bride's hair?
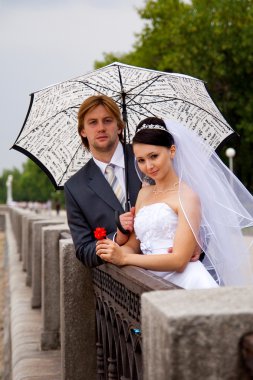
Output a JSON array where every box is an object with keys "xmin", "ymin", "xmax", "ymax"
[{"xmin": 133, "ymin": 117, "xmax": 174, "ymax": 147}]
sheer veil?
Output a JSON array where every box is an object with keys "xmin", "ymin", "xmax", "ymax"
[{"xmin": 163, "ymin": 120, "xmax": 253, "ymax": 286}]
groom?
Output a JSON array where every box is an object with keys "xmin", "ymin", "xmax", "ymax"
[{"xmin": 64, "ymin": 95, "xmax": 141, "ymax": 267}]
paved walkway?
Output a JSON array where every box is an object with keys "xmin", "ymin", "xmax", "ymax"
[{"xmin": 6, "ymin": 212, "xmax": 61, "ymax": 380}]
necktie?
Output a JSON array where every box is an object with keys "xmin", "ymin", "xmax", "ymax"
[{"xmin": 105, "ymin": 164, "xmax": 126, "ymax": 208}]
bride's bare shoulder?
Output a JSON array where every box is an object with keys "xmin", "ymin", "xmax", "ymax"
[
  {"xmin": 136, "ymin": 185, "xmax": 155, "ymax": 207},
  {"xmin": 138, "ymin": 184, "xmax": 155, "ymax": 196}
]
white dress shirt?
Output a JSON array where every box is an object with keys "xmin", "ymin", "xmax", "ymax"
[{"xmin": 93, "ymin": 142, "xmax": 126, "ymax": 198}]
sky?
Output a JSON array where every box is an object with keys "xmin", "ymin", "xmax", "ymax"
[{"xmin": 0, "ymin": 0, "xmax": 145, "ymax": 175}]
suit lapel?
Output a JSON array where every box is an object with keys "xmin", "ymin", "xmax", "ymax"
[{"xmin": 87, "ymin": 159, "xmax": 124, "ymax": 212}]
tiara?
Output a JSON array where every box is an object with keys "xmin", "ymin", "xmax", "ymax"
[{"xmin": 136, "ymin": 123, "xmax": 168, "ymax": 133}]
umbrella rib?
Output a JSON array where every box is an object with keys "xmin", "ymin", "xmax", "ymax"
[
  {"xmin": 126, "ymin": 104, "xmax": 158, "ymax": 118},
  {"xmin": 126, "ymin": 97, "xmax": 230, "ymax": 128},
  {"xmin": 69, "ymin": 79, "xmax": 125, "ymax": 109},
  {"xmin": 125, "ymin": 75, "xmax": 165, "ymax": 104},
  {"xmin": 16, "ymin": 107, "xmax": 80, "ymax": 143},
  {"xmin": 57, "ymin": 142, "xmax": 85, "ymax": 185},
  {"xmin": 127, "ymin": 74, "xmax": 164, "ymax": 93},
  {"xmin": 70, "ymin": 77, "xmax": 166, "ymax": 106},
  {"xmin": 70, "ymin": 79, "xmax": 120, "ymax": 97}
]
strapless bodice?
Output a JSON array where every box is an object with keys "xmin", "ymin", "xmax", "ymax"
[
  {"xmin": 134, "ymin": 202, "xmax": 219, "ymax": 289},
  {"xmin": 134, "ymin": 203, "xmax": 178, "ymax": 255}
]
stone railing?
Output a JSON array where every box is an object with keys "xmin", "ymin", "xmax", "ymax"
[
  {"xmin": 2, "ymin": 205, "xmax": 253, "ymax": 380},
  {"xmin": 59, "ymin": 234, "xmax": 177, "ymax": 380}
]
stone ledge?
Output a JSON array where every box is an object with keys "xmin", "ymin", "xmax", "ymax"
[{"xmin": 142, "ymin": 287, "xmax": 253, "ymax": 380}]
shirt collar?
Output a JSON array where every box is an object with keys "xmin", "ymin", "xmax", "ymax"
[{"xmin": 93, "ymin": 142, "xmax": 125, "ymax": 174}]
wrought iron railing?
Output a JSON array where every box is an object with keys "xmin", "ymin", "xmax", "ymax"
[{"xmin": 92, "ymin": 264, "xmax": 178, "ymax": 380}]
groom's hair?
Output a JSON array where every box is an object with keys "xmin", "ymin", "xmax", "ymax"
[{"xmin": 133, "ymin": 117, "xmax": 174, "ymax": 148}]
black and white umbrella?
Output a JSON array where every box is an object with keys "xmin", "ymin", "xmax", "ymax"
[{"xmin": 12, "ymin": 62, "xmax": 236, "ymax": 190}]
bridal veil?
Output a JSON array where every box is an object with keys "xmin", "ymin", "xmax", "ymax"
[{"xmin": 164, "ymin": 120, "xmax": 253, "ymax": 286}]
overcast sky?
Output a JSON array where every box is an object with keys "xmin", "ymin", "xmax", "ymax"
[{"xmin": 0, "ymin": 0, "xmax": 145, "ymax": 175}]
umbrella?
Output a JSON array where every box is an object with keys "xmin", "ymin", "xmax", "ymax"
[{"xmin": 12, "ymin": 61, "xmax": 236, "ymax": 190}]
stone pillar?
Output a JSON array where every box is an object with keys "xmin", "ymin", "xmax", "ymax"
[
  {"xmin": 40, "ymin": 224, "xmax": 69, "ymax": 350},
  {"xmin": 59, "ymin": 238, "xmax": 96, "ymax": 380},
  {"xmin": 15, "ymin": 209, "xmax": 27, "ymax": 258},
  {"xmin": 142, "ymin": 287, "xmax": 253, "ymax": 380},
  {"xmin": 21, "ymin": 213, "xmax": 45, "ymax": 273},
  {"xmin": 23, "ymin": 214, "xmax": 50, "ymax": 286},
  {"xmin": 31, "ymin": 218, "xmax": 67, "ymax": 309},
  {"xmin": 9, "ymin": 208, "xmax": 28, "ymax": 258}
]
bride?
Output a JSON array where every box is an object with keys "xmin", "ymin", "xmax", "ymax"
[{"xmin": 96, "ymin": 117, "xmax": 253, "ymax": 289}]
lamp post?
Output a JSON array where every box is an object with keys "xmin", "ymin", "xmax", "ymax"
[{"xmin": 225, "ymin": 147, "xmax": 236, "ymax": 173}]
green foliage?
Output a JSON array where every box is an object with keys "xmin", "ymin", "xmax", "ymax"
[
  {"xmin": 17, "ymin": 160, "xmax": 54, "ymax": 202},
  {"xmin": 0, "ymin": 159, "xmax": 65, "ymax": 206},
  {"xmin": 96, "ymin": 0, "xmax": 253, "ymax": 188}
]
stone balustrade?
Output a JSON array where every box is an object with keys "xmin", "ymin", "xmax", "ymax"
[
  {"xmin": 1, "ymin": 204, "xmax": 253, "ymax": 380},
  {"xmin": 142, "ymin": 287, "xmax": 253, "ymax": 380}
]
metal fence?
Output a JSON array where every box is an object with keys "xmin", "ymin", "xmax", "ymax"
[{"xmin": 92, "ymin": 264, "xmax": 178, "ymax": 380}]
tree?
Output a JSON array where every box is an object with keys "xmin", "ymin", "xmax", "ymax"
[
  {"xmin": 17, "ymin": 160, "xmax": 54, "ymax": 202},
  {"xmin": 95, "ymin": 0, "xmax": 253, "ymax": 190},
  {"xmin": 0, "ymin": 159, "xmax": 65, "ymax": 206}
]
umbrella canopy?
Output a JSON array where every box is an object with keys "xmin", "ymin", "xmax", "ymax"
[{"xmin": 12, "ymin": 62, "xmax": 236, "ymax": 189}]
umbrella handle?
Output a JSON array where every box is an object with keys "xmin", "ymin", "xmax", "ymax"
[{"xmin": 115, "ymin": 211, "xmax": 130, "ymax": 236}]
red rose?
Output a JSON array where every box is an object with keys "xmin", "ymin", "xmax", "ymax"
[{"xmin": 94, "ymin": 227, "xmax": 107, "ymax": 240}]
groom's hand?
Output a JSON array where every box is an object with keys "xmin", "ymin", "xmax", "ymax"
[
  {"xmin": 168, "ymin": 245, "xmax": 201, "ymax": 261},
  {"xmin": 190, "ymin": 245, "xmax": 201, "ymax": 261},
  {"xmin": 115, "ymin": 207, "xmax": 135, "ymax": 246}
]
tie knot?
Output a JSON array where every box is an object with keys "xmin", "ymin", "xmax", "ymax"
[{"xmin": 105, "ymin": 164, "xmax": 114, "ymax": 175}]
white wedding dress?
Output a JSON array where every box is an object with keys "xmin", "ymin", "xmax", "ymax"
[{"xmin": 134, "ymin": 202, "xmax": 219, "ymax": 289}]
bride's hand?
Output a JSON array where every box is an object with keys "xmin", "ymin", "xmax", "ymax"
[{"xmin": 96, "ymin": 239, "xmax": 126, "ymax": 266}]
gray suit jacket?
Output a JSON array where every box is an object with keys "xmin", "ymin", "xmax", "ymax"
[{"xmin": 64, "ymin": 145, "xmax": 141, "ymax": 267}]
